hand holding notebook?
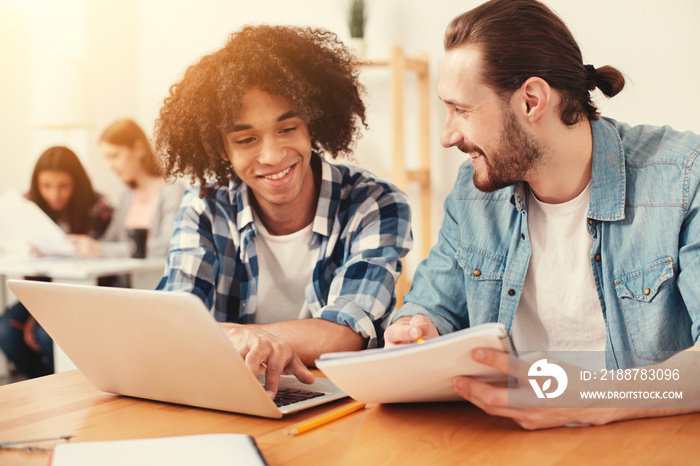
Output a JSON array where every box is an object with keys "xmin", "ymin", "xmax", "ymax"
[{"xmin": 316, "ymin": 322, "xmax": 516, "ymax": 404}]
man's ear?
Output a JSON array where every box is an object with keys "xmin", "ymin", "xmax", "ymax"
[
  {"xmin": 515, "ymin": 77, "xmax": 550, "ymax": 123},
  {"xmin": 218, "ymin": 145, "xmax": 230, "ymax": 162}
]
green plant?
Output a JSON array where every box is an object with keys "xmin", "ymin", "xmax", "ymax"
[{"xmin": 348, "ymin": 0, "xmax": 366, "ymax": 38}]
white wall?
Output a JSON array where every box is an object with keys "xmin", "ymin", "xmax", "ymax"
[
  {"xmin": 1, "ymin": 0, "xmax": 699, "ymax": 275},
  {"xmin": 1, "ymin": 1, "xmax": 33, "ymax": 198}
]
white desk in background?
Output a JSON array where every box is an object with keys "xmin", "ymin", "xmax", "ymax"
[
  {"xmin": 0, "ymin": 256, "xmax": 166, "ymax": 373},
  {"xmin": 0, "ymin": 256, "xmax": 166, "ymax": 304}
]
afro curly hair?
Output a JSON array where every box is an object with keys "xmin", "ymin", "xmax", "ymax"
[{"xmin": 155, "ymin": 25, "xmax": 367, "ymax": 194}]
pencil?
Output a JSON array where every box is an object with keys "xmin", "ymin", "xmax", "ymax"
[
  {"xmin": 288, "ymin": 402, "xmax": 366, "ymax": 436},
  {"xmin": 415, "ymin": 337, "xmax": 425, "ymax": 343}
]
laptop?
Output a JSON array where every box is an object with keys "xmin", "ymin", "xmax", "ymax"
[{"xmin": 7, "ymin": 279, "xmax": 346, "ymax": 418}]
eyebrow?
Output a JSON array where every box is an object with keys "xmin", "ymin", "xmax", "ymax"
[
  {"xmin": 439, "ymin": 96, "xmax": 471, "ymax": 108},
  {"xmin": 230, "ymin": 110, "xmax": 300, "ymax": 133}
]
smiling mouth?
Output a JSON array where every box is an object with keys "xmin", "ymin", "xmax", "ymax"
[
  {"xmin": 262, "ymin": 165, "xmax": 293, "ymax": 180},
  {"xmin": 458, "ymin": 144, "xmax": 483, "ymax": 159}
]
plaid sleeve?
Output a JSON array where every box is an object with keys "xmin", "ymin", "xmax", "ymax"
[
  {"xmin": 156, "ymin": 188, "xmax": 220, "ymax": 310},
  {"xmin": 318, "ymin": 180, "xmax": 413, "ymax": 348}
]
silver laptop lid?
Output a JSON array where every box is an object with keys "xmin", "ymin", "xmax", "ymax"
[{"xmin": 7, "ymin": 279, "xmax": 344, "ymax": 418}]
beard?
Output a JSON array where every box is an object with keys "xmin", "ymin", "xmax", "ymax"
[{"xmin": 465, "ymin": 108, "xmax": 544, "ymax": 193}]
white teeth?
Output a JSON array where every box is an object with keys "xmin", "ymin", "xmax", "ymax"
[{"xmin": 264, "ymin": 166, "xmax": 291, "ymax": 180}]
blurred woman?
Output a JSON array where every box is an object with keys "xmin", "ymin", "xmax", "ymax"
[
  {"xmin": 29, "ymin": 146, "xmax": 112, "ymax": 238},
  {"xmin": 0, "ymin": 146, "xmax": 112, "ymax": 378},
  {"xmin": 69, "ymin": 119, "xmax": 185, "ymax": 259}
]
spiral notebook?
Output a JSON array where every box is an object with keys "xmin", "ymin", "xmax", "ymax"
[{"xmin": 316, "ymin": 322, "xmax": 516, "ymax": 404}]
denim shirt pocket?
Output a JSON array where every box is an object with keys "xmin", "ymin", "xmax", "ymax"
[
  {"xmin": 456, "ymin": 244, "xmax": 505, "ymax": 320},
  {"xmin": 614, "ymin": 256, "xmax": 682, "ymax": 360}
]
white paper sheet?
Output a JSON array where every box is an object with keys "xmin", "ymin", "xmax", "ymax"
[
  {"xmin": 0, "ymin": 189, "xmax": 75, "ymax": 257},
  {"xmin": 316, "ymin": 322, "xmax": 515, "ymax": 403},
  {"xmin": 50, "ymin": 434, "xmax": 268, "ymax": 466}
]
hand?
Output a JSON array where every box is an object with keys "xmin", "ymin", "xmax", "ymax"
[
  {"xmin": 218, "ymin": 322, "xmax": 315, "ymax": 399},
  {"xmin": 451, "ymin": 348, "xmax": 612, "ymax": 430},
  {"xmin": 23, "ymin": 316, "xmax": 41, "ymax": 352},
  {"xmin": 384, "ymin": 314, "xmax": 439, "ymax": 347},
  {"xmin": 67, "ymin": 234, "xmax": 101, "ymax": 257}
]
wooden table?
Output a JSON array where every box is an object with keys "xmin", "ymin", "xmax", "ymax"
[{"xmin": 1, "ymin": 371, "xmax": 699, "ymax": 465}]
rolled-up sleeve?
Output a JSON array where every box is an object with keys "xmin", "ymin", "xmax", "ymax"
[{"xmin": 318, "ymin": 183, "xmax": 413, "ymax": 348}]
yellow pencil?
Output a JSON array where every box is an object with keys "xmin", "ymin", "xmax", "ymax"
[
  {"xmin": 288, "ymin": 402, "xmax": 366, "ymax": 436},
  {"xmin": 415, "ymin": 337, "xmax": 425, "ymax": 343}
]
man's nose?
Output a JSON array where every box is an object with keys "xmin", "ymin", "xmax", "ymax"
[
  {"xmin": 258, "ymin": 137, "xmax": 286, "ymax": 165},
  {"xmin": 440, "ymin": 115, "xmax": 463, "ymax": 148}
]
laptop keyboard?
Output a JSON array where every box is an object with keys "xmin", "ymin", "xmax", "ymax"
[{"xmin": 273, "ymin": 388, "xmax": 325, "ymax": 407}]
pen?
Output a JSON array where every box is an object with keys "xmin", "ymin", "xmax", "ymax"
[
  {"xmin": 0, "ymin": 435, "xmax": 73, "ymax": 446},
  {"xmin": 289, "ymin": 402, "xmax": 366, "ymax": 436}
]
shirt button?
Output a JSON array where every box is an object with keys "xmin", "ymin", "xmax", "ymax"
[
  {"xmin": 595, "ymin": 254, "xmax": 601, "ymax": 262},
  {"xmin": 473, "ymin": 269, "xmax": 481, "ymax": 277},
  {"xmin": 588, "ymin": 219, "xmax": 594, "ymax": 225},
  {"xmin": 643, "ymin": 288, "xmax": 651, "ymax": 295},
  {"xmin": 508, "ymin": 289, "xmax": 516, "ymax": 296},
  {"xmin": 520, "ymin": 233, "xmax": 525, "ymax": 240}
]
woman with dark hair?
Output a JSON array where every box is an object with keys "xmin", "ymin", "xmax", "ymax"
[
  {"xmin": 155, "ymin": 25, "xmax": 412, "ymax": 398},
  {"xmin": 69, "ymin": 119, "xmax": 185, "ymax": 259},
  {"xmin": 0, "ymin": 146, "xmax": 112, "ymax": 378},
  {"xmin": 28, "ymin": 146, "xmax": 112, "ymax": 237}
]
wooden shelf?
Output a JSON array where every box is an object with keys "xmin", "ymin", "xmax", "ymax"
[
  {"xmin": 361, "ymin": 47, "xmax": 432, "ymax": 306},
  {"xmin": 361, "ymin": 46, "xmax": 431, "ymax": 260}
]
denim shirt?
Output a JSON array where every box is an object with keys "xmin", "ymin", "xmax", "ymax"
[{"xmin": 395, "ymin": 117, "xmax": 700, "ymax": 369}]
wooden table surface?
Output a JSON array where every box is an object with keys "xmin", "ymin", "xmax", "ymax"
[{"xmin": 1, "ymin": 370, "xmax": 698, "ymax": 465}]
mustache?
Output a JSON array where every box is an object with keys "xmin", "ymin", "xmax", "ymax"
[{"xmin": 458, "ymin": 143, "xmax": 484, "ymax": 156}]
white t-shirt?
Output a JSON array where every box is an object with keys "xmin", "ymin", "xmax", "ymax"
[
  {"xmin": 252, "ymin": 213, "xmax": 316, "ymax": 324},
  {"xmin": 511, "ymin": 183, "xmax": 606, "ymax": 368}
]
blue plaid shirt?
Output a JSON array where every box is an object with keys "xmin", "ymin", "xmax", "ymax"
[{"xmin": 158, "ymin": 154, "xmax": 413, "ymax": 348}]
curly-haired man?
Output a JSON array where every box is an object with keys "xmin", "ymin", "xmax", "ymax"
[{"xmin": 155, "ymin": 25, "xmax": 412, "ymax": 398}]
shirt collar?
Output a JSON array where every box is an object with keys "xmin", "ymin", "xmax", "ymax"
[
  {"xmin": 234, "ymin": 181, "xmax": 255, "ymax": 235},
  {"xmin": 588, "ymin": 117, "xmax": 626, "ymax": 221},
  {"xmin": 511, "ymin": 183, "xmax": 526, "ymax": 211},
  {"xmin": 312, "ymin": 153, "xmax": 341, "ymax": 238}
]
